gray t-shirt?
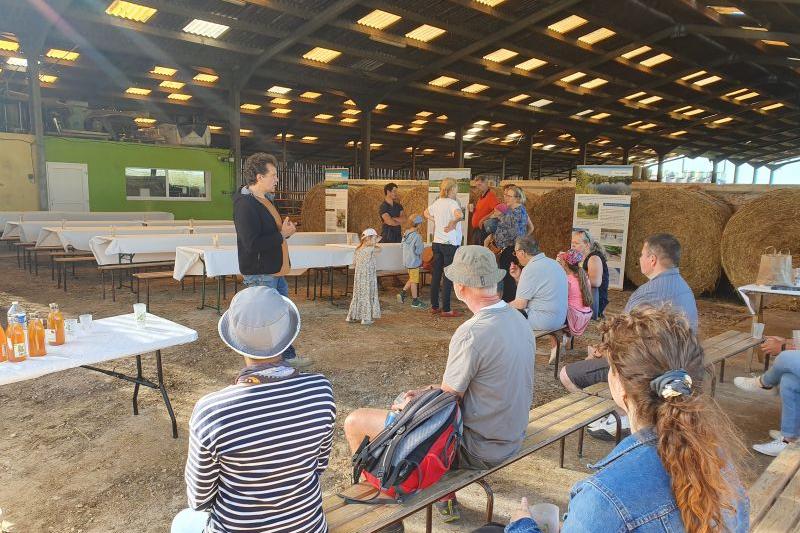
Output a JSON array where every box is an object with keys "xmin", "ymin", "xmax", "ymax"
[
  {"xmin": 443, "ymin": 302, "xmax": 535, "ymax": 464},
  {"xmin": 516, "ymin": 253, "xmax": 569, "ymax": 331}
]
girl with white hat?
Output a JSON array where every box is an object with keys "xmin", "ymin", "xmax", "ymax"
[{"xmin": 347, "ymin": 228, "xmax": 382, "ymax": 325}]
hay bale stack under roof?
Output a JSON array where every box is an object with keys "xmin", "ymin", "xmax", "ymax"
[
  {"xmin": 348, "ymin": 185, "xmax": 386, "ymax": 233},
  {"xmin": 300, "ymin": 182, "xmax": 326, "ymax": 232},
  {"xmin": 721, "ymin": 188, "xmax": 800, "ymax": 289},
  {"xmin": 626, "ymin": 188, "xmax": 732, "ymax": 294},
  {"xmin": 529, "ymin": 188, "xmax": 575, "ymax": 259},
  {"xmin": 400, "ymin": 184, "xmax": 430, "ymax": 237}
]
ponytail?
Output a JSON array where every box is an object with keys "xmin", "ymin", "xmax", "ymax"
[
  {"xmin": 572, "ymin": 263, "xmax": 594, "ymax": 308},
  {"xmin": 599, "ymin": 308, "xmax": 745, "ymax": 533}
]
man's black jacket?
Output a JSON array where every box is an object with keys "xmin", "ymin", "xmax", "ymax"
[{"xmin": 232, "ymin": 190, "xmax": 284, "ymax": 275}]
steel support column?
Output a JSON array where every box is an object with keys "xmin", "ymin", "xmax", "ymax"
[{"xmin": 360, "ymin": 110, "xmax": 372, "ymax": 178}]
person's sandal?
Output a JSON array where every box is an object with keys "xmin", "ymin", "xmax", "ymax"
[{"xmin": 435, "ymin": 500, "xmax": 461, "ymax": 523}]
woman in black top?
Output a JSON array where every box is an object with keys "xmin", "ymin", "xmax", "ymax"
[{"xmin": 571, "ymin": 229, "xmax": 608, "ymax": 319}]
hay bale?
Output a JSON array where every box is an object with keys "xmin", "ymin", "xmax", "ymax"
[
  {"xmin": 721, "ymin": 188, "xmax": 800, "ymax": 289},
  {"xmin": 300, "ymin": 183, "xmax": 326, "ymax": 232},
  {"xmin": 400, "ymin": 184, "xmax": 430, "ymax": 237},
  {"xmin": 530, "ymin": 188, "xmax": 575, "ymax": 259},
  {"xmin": 348, "ymin": 185, "xmax": 386, "ymax": 233},
  {"xmin": 626, "ymin": 188, "xmax": 732, "ymax": 294}
]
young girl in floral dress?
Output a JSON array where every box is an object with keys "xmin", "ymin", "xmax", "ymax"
[{"xmin": 347, "ymin": 228, "xmax": 381, "ymax": 325}]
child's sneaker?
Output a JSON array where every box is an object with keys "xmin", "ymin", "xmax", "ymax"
[
  {"xmin": 411, "ymin": 298, "xmax": 428, "ymax": 309},
  {"xmin": 397, "ymin": 290, "xmax": 407, "ymax": 304}
]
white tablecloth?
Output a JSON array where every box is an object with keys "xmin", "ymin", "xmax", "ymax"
[
  {"xmin": 173, "ymin": 244, "xmax": 356, "ymax": 280},
  {"xmin": 1, "ymin": 212, "xmax": 173, "ymax": 239},
  {"xmin": 0, "ymin": 313, "xmax": 197, "ymax": 386},
  {"xmin": 145, "ymin": 220, "xmax": 232, "ymax": 226},
  {"xmin": 15, "ymin": 220, "xmax": 146, "ymax": 243},
  {"xmin": 191, "ymin": 225, "xmax": 237, "ymax": 234},
  {"xmin": 287, "ymin": 232, "xmax": 357, "ymax": 245},
  {"xmin": 91, "ymin": 233, "xmax": 237, "ymax": 265},
  {"xmin": 737, "ymin": 284, "xmax": 800, "ymax": 315},
  {"xmin": 327, "ymin": 243, "xmax": 409, "ymax": 272},
  {"xmin": 36, "ymin": 224, "xmax": 178, "ymax": 249}
]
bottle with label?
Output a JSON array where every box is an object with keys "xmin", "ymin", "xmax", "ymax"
[
  {"xmin": 28, "ymin": 314, "xmax": 46, "ymax": 357},
  {"xmin": 6, "ymin": 301, "xmax": 27, "ymax": 346},
  {"xmin": 8, "ymin": 316, "xmax": 27, "ymax": 362},
  {"xmin": 0, "ymin": 325, "xmax": 9, "ymax": 362},
  {"xmin": 46, "ymin": 303, "xmax": 65, "ymax": 345}
]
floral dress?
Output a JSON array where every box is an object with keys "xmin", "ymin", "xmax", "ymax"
[{"xmin": 347, "ymin": 246, "xmax": 381, "ymax": 322}]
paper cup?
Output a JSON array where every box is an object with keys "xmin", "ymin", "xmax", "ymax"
[
  {"xmin": 752, "ymin": 322, "xmax": 765, "ymax": 339},
  {"xmin": 64, "ymin": 318, "xmax": 79, "ymax": 341},
  {"xmin": 529, "ymin": 503, "xmax": 560, "ymax": 533},
  {"xmin": 133, "ymin": 303, "xmax": 147, "ymax": 328},
  {"xmin": 79, "ymin": 314, "xmax": 93, "ymax": 333}
]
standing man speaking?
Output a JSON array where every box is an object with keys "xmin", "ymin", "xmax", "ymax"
[
  {"xmin": 233, "ymin": 152, "xmax": 309, "ymax": 368},
  {"xmin": 379, "ymin": 182, "xmax": 406, "ymax": 243}
]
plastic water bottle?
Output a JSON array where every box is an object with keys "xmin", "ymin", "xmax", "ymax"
[{"xmin": 7, "ymin": 301, "xmax": 27, "ymax": 331}]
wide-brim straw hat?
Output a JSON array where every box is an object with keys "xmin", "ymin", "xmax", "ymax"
[
  {"xmin": 444, "ymin": 245, "xmax": 506, "ymax": 288},
  {"xmin": 218, "ymin": 286, "xmax": 301, "ymax": 359}
]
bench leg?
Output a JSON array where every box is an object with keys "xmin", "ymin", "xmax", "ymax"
[
  {"xmin": 132, "ymin": 354, "xmax": 143, "ymax": 415},
  {"xmin": 63, "ymin": 262, "xmax": 68, "ymax": 292},
  {"xmin": 51, "ymin": 256, "xmax": 55, "ymax": 281},
  {"xmin": 475, "ymin": 478, "xmax": 495, "ymax": 524},
  {"xmin": 578, "ymin": 427, "xmax": 585, "ymax": 458},
  {"xmin": 34, "ymin": 251, "xmax": 39, "ymax": 276},
  {"xmin": 719, "ymin": 359, "xmax": 726, "ymax": 383},
  {"xmin": 425, "ymin": 505, "xmax": 432, "ymax": 533},
  {"xmin": 551, "ymin": 333, "xmax": 561, "ymax": 380},
  {"xmin": 101, "ymin": 270, "xmax": 106, "ymax": 300},
  {"xmin": 112, "ymin": 270, "xmax": 116, "ymax": 302},
  {"xmin": 146, "ymin": 279, "xmax": 151, "ymax": 310},
  {"xmin": 559, "ymin": 437, "xmax": 566, "ymax": 468},
  {"xmin": 764, "ymin": 354, "xmax": 771, "ymax": 372}
]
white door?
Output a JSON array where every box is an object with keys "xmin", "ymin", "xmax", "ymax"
[{"xmin": 46, "ymin": 162, "xmax": 90, "ymax": 212}]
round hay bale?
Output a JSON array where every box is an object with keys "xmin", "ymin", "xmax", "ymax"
[
  {"xmin": 400, "ymin": 184, "xmax": 430, "ymax": 237},
  {"xmin": 530, "ymin": 188, "xmax": 575, "ymax": 259},
  {"xmin": 300, "ymin": 183, "xmax": 326, "ymax": 232},
  {"xmin": 348, "ymin": 185, "xmax": 386, "ymax": 233},
  {"xmin": 626, "ymin": 188, "xmax": 732, "ymax": 294},
  {"xmin": 721, "ymin": 188, "xmax": 800, "ymax": 289}
]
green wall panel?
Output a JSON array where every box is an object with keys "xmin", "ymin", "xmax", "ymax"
[{"xmin": 44, "ymin": 137, "xmax": 234, "ymax": 220}]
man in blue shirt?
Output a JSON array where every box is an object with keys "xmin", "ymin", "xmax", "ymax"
[{"xmin": 560, "ymin": 233, "xmax": 698, "ymax": 440}]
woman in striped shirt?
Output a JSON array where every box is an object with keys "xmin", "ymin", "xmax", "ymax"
[{"xmin": 173, "ymin": 287, "xmax": 336, "ymax": 533}]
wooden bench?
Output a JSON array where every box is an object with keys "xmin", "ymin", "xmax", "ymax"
[
  {"xmin": 98, "ymin": 261, "xmax": 176, "ymax": 301},
  {"xmin": 323, "ymin": 390, "xmax": 619, "ymax": 533},
  {"xmin": 26, "ymin": 245, "xmax": 64, "ymax": 275},
  {"xmin": 14, "ymin": 242, "xmax": 35, "ymax": 269},
  {"xmin": 54, "ymin": 256, "xmax": 98, "ymax": 291},
  {"xmin": 132, "ymin": 270, "xmax": 194, "ymax": 309},
  {"xmin": 534, "ymin": 328, "xmax": 568, "ymax": 380},
  {"xmin": 701, "ymin": 330, "xmax": 765, "ymax": 396},
  {"xmin": 749, "ymin": 443, "xmax": 800, "ymax": 532}
]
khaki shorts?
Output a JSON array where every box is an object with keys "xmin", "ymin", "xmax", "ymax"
[{"xmin": 407, "ymin": 268, "xmax": 420, "ymax": 284}]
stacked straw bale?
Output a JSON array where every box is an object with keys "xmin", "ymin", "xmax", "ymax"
[
  {"xmin": 528, "ymin": 188, "xmax": 575, "ymax": 258},
  {"xmin": 721, "ymin": 188, "xmax": 800, "ymax": 289},
  {"xmin": 400, "ymin": 184, "xmax": 430, "ymax": 237},
  {"xmin": 626, "ymin": 188, "xmax": 732, "ymax": 294},
  {"xmin": 299, "ymin": 182, "xmax": 326, "ymax": 232},
  {"xmin": 347, "ymin": 185, "xmax": 386, "ymax": 233}
]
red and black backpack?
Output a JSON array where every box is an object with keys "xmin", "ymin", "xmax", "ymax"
[{"xmin": 345, "ymin": 388, "xmax": 462, "ymax": 504}]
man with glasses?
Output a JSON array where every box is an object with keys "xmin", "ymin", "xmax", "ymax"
[{"xmin": 508, "ymin": 234, "xmax": 568, "ymax": 333}]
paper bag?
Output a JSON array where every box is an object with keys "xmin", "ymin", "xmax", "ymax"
[{"xmin": 755, "ymin": 247, "xmax": 793, "ymax": 286}]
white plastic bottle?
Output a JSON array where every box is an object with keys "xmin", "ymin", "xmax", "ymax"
[{"xmin": 6, "ymin": 301, "xmax": 28, "ymax": 345}]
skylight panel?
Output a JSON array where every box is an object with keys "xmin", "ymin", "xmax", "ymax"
[
  {"xmin": 693, "ymin": 75, "xmax": 722, "ymax": 86},
  {"xmin": 625, "ymin": 91, "xmax": 646, "ymax": 99},
  {"xmin": 708, "ymin": 6, "xmax": 745, "ymax": 15},
  {"xmin": 270, "ymin": 98, "xmax": 291, "ymax": 105},
  {"xmin": 760, "ymin": 103, "xmax": 784, "ymax": 111},
  {"xmin": 461, "ymin": 83, "xmax": 489, "ymax": 93},
  {"xmin": 314, "ymin": 113, "xmax": 333, "ymax": 120},
  {"xmin": 560, "ymin": 72, "xmax": 586, "ymax": 83},
  {"xmin": 417, "ymin": 111, "xmax": 433, "ymax": 117},
  {"xmin": 267, "ymin": 86, "xmax": 291, "ymax": 94},
  {"xmin": 167, "ymin": 93, "xmax": 192, "ymax": 101},
  {"xmin": 639, "ymin": 95, "xmax": 663, "ymax": 104},
  {"xmin": 590, "ymin": 112, "xmax": 610, "ymax": 119},
  {"xmin": 341, "ymin": 117, "xmax": 358, "ymax": 123},
  {"xmin": 580, "ymin": 77, "xmax": 607, "ymax": 89},
  {"xmin": 300, "ymin": 91, "xmax": 321, "ymax": 99},
  {"xmin": 105, "ymin": 0, "xmax": 157, "ymax": 23},
  {"xmin": 160, "ymin": 80, "xmax": 185, "ymax": 89},
  {"xmin": 761, "ymin": 40, "xmax": 789, "ymax": 46},
  {"xmin": 514, "ymin": 57, "xmax": 547, "ymax": 71},
  {"xmin": 681, "ymin": 70, "xmax": 706, "ymax": 81},
  {"xmin": 357, "ymin": 10, "xmax": 401, "ymax": 30},
  {"xmin": 193, "ymin": 73, "xmax": 218, "ymax": 83},
  {"xmin": 126, "ymin": 87, "xmax": 151, "ymax": 95},
  {"xmin": 483, "ymin": 48, "xmax": 518, "ymax": 63},
  {"xmin": 134, "ymin": 117, "xmax": 157, "ymax": 125},
  {"xmin": 39, "ymin": 74, "xmax": 58, "ymax": 83},
  {"xmin": 578, "ymin": 27, "xmax": 615, "ymax": 45},
  {"xmin": 302, "ymin": 136, "xmax": 318, "ymax": 141},
  {"xmin": 375, "ymin": 103, "xmax": 388, "ymax": 110},
  {"xmin": 508, "ymin": 94, "xmax": 529, "ymax": 102},
  {"xmin": 342, "ymin": 108, "xmax": 361, "ymax": 115},
  {"xmin": 474, "ymin": 0, "xmax": 506, "ymax": 6},
  {"xmin": 302, "ymin": 47, "xmax": 341, "ymax": 63},
  {"xmin": 0, "ymin": 38, "xmax": 19, "ymax": 52},
  {"xmin": 405, "ymin": 25, "xmax": 446, "ymax": 42},
  {"xmin": 240, "ymin": 103, "xmax": 262, "ymax": 110},
  {"xmin": 548, "ymin": 15, "xmax": 587, "ymax": 33},
  {"xmin": 712, "ymin": 116, "xmax": 734, "ymax": 124},
  {"xmin": 669, "ymin": 130, "xmax": 687, "ymax": 136},
  {"xmin": 639, "ymin": 53, "xmax": 671, "ymax": 67},
  {"xmin": 183, "ymin": 19, "xmax": 229, "ymax": 39},
  {"xmin": 429, "ymin": 75, "xmax": 458, "ymax": 87},
  {"xmin": 151, "ymin": 66, "xmax": 176, "ymax": 76},
  {"xmin": 46, "ymin": 49, "xmax": 79, "ymax": 61},
  {"xmin": 621, "ymin": 45, "xmax": 651, "ymax": 59},
  {"xmin": 272, "ymin": 108, "xmax": 292, "ymax": 115},
  {"xmin": 387, "ymin": 124, "xmax": 403, "ymax": 129}
]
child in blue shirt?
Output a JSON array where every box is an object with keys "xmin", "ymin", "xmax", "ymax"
[{"xmin": 398, "ymin": 214, "xmax": 427, "ymax": 309}]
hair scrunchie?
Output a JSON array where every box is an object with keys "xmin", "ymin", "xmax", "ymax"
[{"xmin": 650, "ymin": 369, "xmax": 693, "ymax": 400}]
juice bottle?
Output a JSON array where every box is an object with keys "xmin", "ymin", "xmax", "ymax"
[
  {"xmin": 46, "ymin": 303, "xmax": 65, "ymax": 346},
  {"xmin": 27, "ymin": 314, "xmax": 46, "ymax": 357},
  {"xmin": 0, "ymin": 325, "xmax": 9, "ymax": 362},
  {"xmin": 8, "ymin": 316, "xmax": 27, "ymax": 362}
]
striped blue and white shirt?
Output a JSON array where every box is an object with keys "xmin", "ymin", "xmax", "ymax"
[{"xmin": 185, "ymin": 373, "xmax": 336, "ymax": 533}]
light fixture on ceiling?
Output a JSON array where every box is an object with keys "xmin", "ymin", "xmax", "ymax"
[
  {"xmin": 105, "ymin": 0, "xmax": 157, "ymax": 23},
  {"xmin": 183, "ymin": 19, "xmax": 230, "ymax": 39}
]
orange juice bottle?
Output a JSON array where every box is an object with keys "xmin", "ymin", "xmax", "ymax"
[
  {"xmin": 0, "ymin": 325, "xmax": 9, "ymax": 362},
  {"xmin": 28, "ymin": 315, "xmax": 46, "ymax": 357},
  {"xmin": 8, "ymin": 317, "xmax": 27, "ymax": 362},
  {"xmin": 46, "ymin": 303, "xmax": 65, "ymax": 346}
]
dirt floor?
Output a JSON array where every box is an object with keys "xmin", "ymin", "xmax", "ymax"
[{"xmin": 0, "ymin": 250, "xmax": 796, "ymax": 532}]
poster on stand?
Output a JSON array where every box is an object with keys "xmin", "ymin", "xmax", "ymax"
[
  {"xmin": 572, "ymin": 165, "xmax": 637, "ymax": 290},
  {"xmin": 324, "ymin": 168, "xmax": 349, "ymax": 233},
  {"xmin": 427, "ymin": 168, "xmax": 471, "ymax": 245}
]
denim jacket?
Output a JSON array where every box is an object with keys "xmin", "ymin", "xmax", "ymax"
[{"xmin": 506, "ymin": 428, "xmax": 749, "ymax": 533}]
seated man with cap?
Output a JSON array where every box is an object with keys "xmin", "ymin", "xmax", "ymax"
[
  {"xmin": 344, "ymin": 246, "xmax": 534, "ymax": 529},
  {"xmin": 172, "ymin": 287, "xmax": 336, "ymax": 533}
]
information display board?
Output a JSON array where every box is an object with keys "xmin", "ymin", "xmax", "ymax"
[{"xmin": 324, "ymin": 167, "xmax": 349, "ymax": 233}]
